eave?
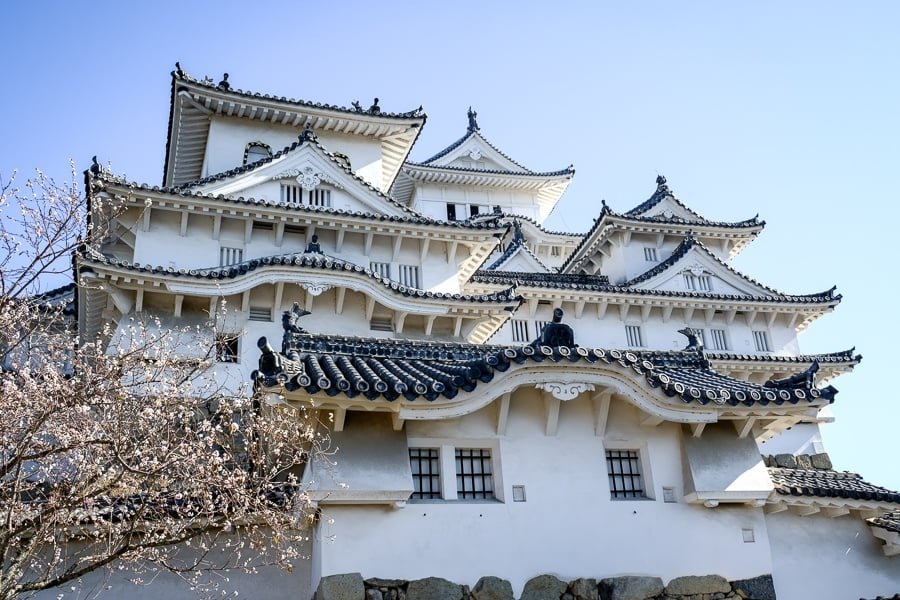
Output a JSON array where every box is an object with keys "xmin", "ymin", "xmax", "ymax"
[{"xmin": 164, "ymin": 76, "xmax": 425, "ymax": 191}]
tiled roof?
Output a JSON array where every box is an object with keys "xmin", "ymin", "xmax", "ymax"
[
  {"xmin": 706, "ymin": 349, "xmax": 862, "ymax": 365},
  {"xmin": 418, "ymin": 129, "xmax": 532, "ymax": 172},
  {"xmin": 622, "ymin": 233, "xmax": 840, "ymax": 302},
  {"xmin": 486, "ymin": 221, "xmax": 551, "ymax": 271},
  {"xmin": 471, "ymin": 263, "xmax": 837, "ymax": 304},
  {"xmin": 87, "ymin": 169, "xmax": 506, "ymax": 232},
  {"xmin": 170, "ymin": 130, "xmax": 417, "ymax": 215},
  {"xmin": 625, "ymin": 175, "xmax": 708, "ymax": 221},
  {"xmin": 869, "ymin": 511, "xmax": 900, "ymax": 534},
  {"xmin": 767, "ymin": 457, "xmax": 900, "ymax": 504},
  {"xmin": 403, "ymin": 162, "xmax": 574, "ymax": 178},
  {"xmin": 80, "ymin": 248, "xmax": 519, "ymax": 305},
  {"xmin": 255, "ymin": 334, "xmax": 837, "ymax": 405},
  {"xmin": 33, "ymin": 282, "xmax": 77, "ymax": 316},
  {"xmin": 173, "ymin": 66, "xmax": 424, "ymax": 120}
]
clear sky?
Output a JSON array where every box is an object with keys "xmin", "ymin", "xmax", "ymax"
[{"xmin": 3, "ymin": 1, "xmax": 898, "ymax": 489}]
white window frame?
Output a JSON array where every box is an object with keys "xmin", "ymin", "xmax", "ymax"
[
  {"xmin": 219, "ymin": 246, "xmax": 244, "ymax": 266},
  {"xmin": 406, "ymin": 439, "xmax": 503, "ymax": 503},
  {"xmin": 753, "ymin": 329, "xmax": 771, "ymax": 352},
  {"xmin": 625, "ymin": 324, "xmax": 644, "ymax": 348},
  {"xmin": 709, "ymin": 328, "xmax": 729, "ymax": 351},
  {"xmin": 511, "ymin": 319, "xmax": 531, "ymax": 343},
  {"xmin": 603, "ymin": 441, "xmax": 654, "ymax": 501}
]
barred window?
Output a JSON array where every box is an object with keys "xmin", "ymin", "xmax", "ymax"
[
  {"xmin": 606, "ymin": 449, "xmax": 645, "ymax": 499},
  {"xmin": 307, "ymin": 189, "xmax": 331, "ymax": 207},
  {"xmin": 398, "ymin": 265, "xmax": 420, "ymax": 288},
  {"xmin": 215, "ymin": 334, "xmax": 239, "ymax": 363},
  {"xmin": 409, "ymin": 448, "xmax": 441, "ymax": 500},
  {"xmin": 710, "ymin": 328, "xmax": 729, "ymax": 351},
  {"xmin": 370, "ymin": 261, "xmax": 391, "ymax": 279},
  {"xmin": 683, "ymin": 273, "xmax": 713, "ymax": 291},
  {"xmin": 511, "ymin": 320, "xmax": 531, "ymax": 343},
  {"xmin": 644, "ymin": 247, "xmax": 658, "ymax": 262},
  {"xmin": 625, "ymin": 325, "xmax": 644, "ymax": 348},
  {"xmin": 280, "ymin": 184, "xmax": 332, "ymax": 207},
  {"xmin": 248, "ymin": 306, "xmax": 272, "ymax": 322},
  {"xmin": 753, "ymin": 330, "xmax": 771, "ymax": 352},
  {"xmin": 456, "ymin": 449, "xmax": 494, "ymax": 500},
  {"xmin": 534, "ymin": 320, "xmax": 550, "ymax": 340},
  {"xmin": 219, "ymin": 246, "xmax": 243, "ymax": 266}
]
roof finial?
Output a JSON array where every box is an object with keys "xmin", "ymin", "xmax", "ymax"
[
  {"xmin": 368, "ymin": 98, "xmax": 381, "ymax": 115},
  {"xmin": 511, "ymin": 219, "xmax": 524, "ymax": 243},
  {"xmin": 467, "ymin": 106, "xmax": 479, "ymax": 132},
  {"xmin": 351, "ymin": 100, "xmax": 363, "ymax": 112},
  {"xmin": 217, "ymin": 73, "xmax": 230, "ymax": 90},
  {"xmin": 90, "ymin": 155, "xmax": 101, "ymax": 175},
  {"xmin": 656, "ymin": 174, "xmax": 668, "ymax": 190},
  {"xmin": 175, "ymin": 62, "xmax": 184, "ymax": 78},
  {"xmin": 299, "ymin": 123, "xmax": 315, "ymax": 143}
]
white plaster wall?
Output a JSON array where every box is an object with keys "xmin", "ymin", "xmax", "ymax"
[
  {"xmin": 317, "ymin": 394, "xmax": 774, "ymax": 595},
  {"xmin": 766, "ymin": 512, "xmax": 900, "ymax": 599},
  {"xmin": 413, "ymin": 183, "xmax": 541, "ymax": 223},
  {"xmin": 757, "ymin": 422, "xmax": 825, "ymax": 456},
  {"xmin": 203, "ymin": 117, "xmax": 383, "ymax": 189},
  {"xmin": 494, "ymin": 304, "xmax": 800, "ymax": 358}
]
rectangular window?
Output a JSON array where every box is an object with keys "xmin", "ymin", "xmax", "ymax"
[
  {"xmin": 683, "ymin": 273, "xmax": 713, "ymax": 291},
  {"xmin": 283, "ymin": 224, "xmax": 307, "ymax": 236},
  {"xmin": 689, "ymin": 327, "xmax": 707, "ymax": 347},
  {"xmin": 446, "ymin": 203, "xmax": 459, "ymax": 221},
  {"xmin": 625, "ymin": 325, "xmax": 644, "ymax": 348},
  {"xmin": 644, "ymin": 247, "xmax": 658, "ymax": 262},
  {"xmin": 409, "ymin": 448, "xmax": 442, "ymax": 500},
  {"xmin": 511, "ymin": 320, "xmax": 531, "ymax": 343},
  {"xmin": 219, "ymin": 246, "xmax": 243, "ymax": 266},
  {"xmin": 753, "ymin": 330, "xmax": 771, "ymax": 352},
  {"xmin": 606, "ymin": 449, "xmax": 645, "ymax": 499},
  {"xmin": 398, "ymin": 265, "xmax": 420, "ymax": 288},
  {"xmin": 469, "ymin": 204, "xmax": 484, "ymax": 218},
  {"xmin": 307, "ymin": 189, "xmax": 331, "ymax": 207},
  {"xmin": 252, "ymin": 220, "xmax": 273, "ymax": 231},
  {"xmin": 534, "ymin": 320, "xmax": 550, "ymax": 340},
  {"xmin": 370, "ymin": 261, "xmax": 391, "ymax": 279},
  {"xmin": 280, "ymin": 183, "xmax": 303, "ymax": 205},
  {"xmin": 710, "ymin": 328, "xmax": 729, "ymax": 351},
  {"xmin": 369, "ymin": 317, "xmax": 394, "ymax": 332},
  {"xmin": 280, "ymin": 184, "xmax": 332, "ymax": 207},
  {"xmin": 455, "ymin": 448, "xmax": 494, "ymax": 500},
  {"xmin": 248, "ymin": 306, "xmax": 272, "ymax": 322},
  {"xmin": 215, "ymin": 334, "xmax": 239, "ymax": 363}
]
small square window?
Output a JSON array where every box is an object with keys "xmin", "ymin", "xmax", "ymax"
[
  {"xmin": 742, "ymin": 527, "xmax": 755, "ymax": 543},
  {"xmin": 753, "ymin": 330, "xmax": 771, "ymax": 352},
  {"xmin": 512, "ymin": 485, "xmax": 527, "ymax": 502},
  {"xmin": 606, "ymin": 449, "xmax": 645, "ymax": 499},
  {"xmin": 215, "ymin": 334, "xmax": 239, "ymax": 363},
  {"xmin": 644, "ymin": 247, "xmax": 658, "ymax": 262},
  {"xmin": 710, "ymin": 328, "xmax": 729, "ymax": 351},
  {"xmin": 663, "ymin": 487, "xmax": 676, "ymax": 503}
]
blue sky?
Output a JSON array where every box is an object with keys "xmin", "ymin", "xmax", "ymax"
[{"xmin": 3, "ymin": 1, "xmax": 898, "ymax": 488}]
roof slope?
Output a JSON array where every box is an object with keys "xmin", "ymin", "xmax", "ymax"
[{"xmin": 767, "ymin": 455, "xmax": 900, "ymax": 504}]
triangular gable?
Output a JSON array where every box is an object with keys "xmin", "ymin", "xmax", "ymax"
[
  {"xmin": 626, "ymin": 176, "xmax": 708, "ymax": 223},
  {"xmin": 421, "ymin": 130, "xmax": 531, "ymax": 173},
  {"xmin": 488, "ymin": 243, "xmax": 551, "ymax": 273},
  {"xmin": 626, "ymin": 236, "xmax": 780, "ymax": 297},
  {"xmin": 188, "ymin": 134, "xmax": 412, "ymax": 218}
]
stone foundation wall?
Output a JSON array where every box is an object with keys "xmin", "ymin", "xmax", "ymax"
[{"xmin": 316, "ymin": 572, "xmax": 776, "ymax": 600}]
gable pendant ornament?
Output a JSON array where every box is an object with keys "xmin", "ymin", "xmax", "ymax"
[
  {"xmin": 271, "ymin": 163, "xmax": 344, "ymax": 190},
  {"xmin": 536, "ymin": 382, "xmax": 596, "ymax": 401}
]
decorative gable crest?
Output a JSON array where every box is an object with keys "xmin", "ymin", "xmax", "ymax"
[{"xmin": 272, "ymin": 163, "xmax": 344, "ymax": 191}]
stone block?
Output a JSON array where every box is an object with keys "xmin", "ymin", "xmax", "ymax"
[
  {"xmin": 794, "ymin": 454, "xmax": 812, "ymax": 469},
  {"xmin": 598, "ymin": 576, "xmax": 664, "ymax": 600},
  {"xmin": 665, "ymin": 575, "xmax": 731, "ymax": 596},
  {"xmin": 407, "ymin": 577, "xmax": 464, "ymax": 600},
  {"xmin": 366, "ymin": 589, "xmax": 384, "ymax": 600},
  {"xmin": 730, "ymin": 575, "xmax": 776, "ymax": 600},
  {"xmin": 521, "ymin": 574, "xmax": 568, "ymax": 600},
  {"xmin": 317, "ymin": 573, "xmax": 365, "ymax": 600},
  {"xmin": 471, "ymin": 576, "xmax": 514, "ymax": 600},
  {"xmin": 569, "ymin": 578, "xmax": 598, "ymax": 600},
  {"xmin": 773, "ymin": 454, "xmax": 797, "ymax": 469},
  {"xmin": 810, "ymin": 453, "xmax": 832, "ymax": 470}
]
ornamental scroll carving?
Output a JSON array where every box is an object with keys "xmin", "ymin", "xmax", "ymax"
[
  {"xmin": 535, "ymin": 382, "xmax": 596, "ymax": 401},
  {"xmin": 272, "ymin": 163, "xmax": 343, "ymax": 191},
  {"xmin": 299, "ymin": 282, "xmax": 331, "ymax": 297}
]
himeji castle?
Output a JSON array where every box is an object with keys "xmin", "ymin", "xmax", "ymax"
[{"xmin": 67, "ymin": 65, "xmax": 899, "ymax": 600}]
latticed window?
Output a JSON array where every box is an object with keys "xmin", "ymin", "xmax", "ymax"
[
  {"xmin": 455, "ymin": 449, "xmax": 494, "ymax": 500},
  {"xmin": 307, "ymin": 189, "xmax": 331, "ymax": 207},
  {"xmin": 606, "ymin": 449, "xmax": 645, "ymax": 499},
  {"xmin": 753, "ymin": 330, "xmax": 771, "ymax": 352},
  {"xmin": 409, "ymin": 448, "xmax": 441, "ymax": 500},
  {"xmin": 511, "ymin": 320, "xmax": 531, "ymax": 343},
  {"xmin": 219, "ymin": 246, "xmax": 243, "ymax": 266},
  {"xmin": 683, "ymin": 273, "xmax": 712, "ymax": 291},
  {"xmin": 710, "ymin": 328, "xmax": 729, "ymax": 350},
  {"xmin": 644, "ymin": 247, "xmax": 658, "ymax": 262},
  {"xmin": 625, "ymin": 325, "xmax": 644, "ymax": 348},
  {"xmin": 398, "ymin": 265, "xmax": 420, "ymax": 288},
  {"xmin": 280, "ymin": 184, "xmax": 332, "ymax": 207},
  {"xmin": 370, "ymin": 261, "xmax": 391, "ymax": 279}
]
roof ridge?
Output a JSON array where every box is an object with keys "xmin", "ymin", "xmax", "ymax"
[
  {"xmin": 173, "ymin": 64, "xmax": 425, "ymax": 120},
  {"xmin": 625, "ymin": 175, "xmax": 709, "ymax": 222},
  {"xmin": 403, "ymin": 162, "xmax": 574, "ymax": 178},
  {"xmin": 485, "ymin": 221, "xmax": 552, "ymax": 272}
]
